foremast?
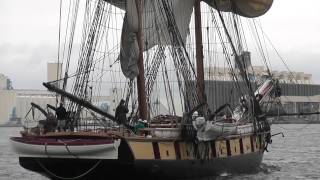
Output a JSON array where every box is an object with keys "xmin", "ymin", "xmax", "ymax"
[
  {"xmin": 194, "ymin": 0, "xmax": 205, "ymax": 105},
  {"xmin": 134, "ymin": 0, "xmax": 206, "ymax": 121}
]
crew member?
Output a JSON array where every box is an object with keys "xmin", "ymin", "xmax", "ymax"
[
  {"xmin": 56, "ymin": 103, "xmax": 67, "ymax": 131},
  {"xmin": 224, "ymin": 111, "xmax": 234, "ymax": 123},
  {"xmin": 253, "ymin": 94, "xmax": 263, "ymax": 116},
  {"xmin": 45, "ymin": 112, "xmax": 57, "ymax": 133},
  {"xmin": 115, "ymin": 99, "xmax": 129, "ymax": 125},
  {"xmin": 134, "ymin": 119, "xmax": 145, "ymax": 134}
]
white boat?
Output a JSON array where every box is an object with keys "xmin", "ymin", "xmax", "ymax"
[{"xmin": 10, "ymin": 134, "xmax": 120, "ymax": 159}]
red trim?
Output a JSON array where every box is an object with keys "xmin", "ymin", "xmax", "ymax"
[
  {"xmin": 174, "ymin": 142, "xmax": 181, "ymax": 160},
  {"xmin": 226, "ymin": 140, "xmax": 231, "ymax": 156},
  {"xmin": 152, "ymin": 142, "xmax": 160, "ymax": 159},
  {"xmin": 239, "ymin": 138, "xmax": 244, "ymax": 154},
  {"xmin": 211, "ymin": 141, "xmax": 216, "ymax": 158},
  {"xmin": 258, "ymin": 135, "xmax": 262, "ymax": 149},
  {"xmin": 260, "ymin": 84, "xmax": 272, "ymax": 96},
  {"xmin": 250, "ymin": 136, "xmax": 254, "ymax": 152},
  {"xmin": 10, "ymin": 137, "xmax": 115, "ymax": 146}
]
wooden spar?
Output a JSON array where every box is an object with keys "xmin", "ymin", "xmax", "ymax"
[
  {"xmin": 194, "ymin": 0, "xmax": 205, "ymax": 104},
  {"xmin": 43, "ymin": 82, "xmax": 116, "ymax": 121},
  {"xmin": 47, "ymin": 104, "xmax": 56, "ymax": 111},
  {"xmin": 30, "ymin": 103, "xmax": 48, "ymax": 117},
  {"xmin": 43, "ymin": 82, "xmax": 137, "ymax": 129},
  {"xmin": 135, "ymin": 0, "xmax": 148, "ymax": 120}
]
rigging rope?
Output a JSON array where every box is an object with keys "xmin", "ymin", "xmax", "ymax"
[
  {"xmin": 69, "ymin": 0, "xmax": 107, "ymax": 118},
  {"xmin": 214, "ymin": 6, "xmax": 254, "ymax": 97},
  {"xmin": 56, "ymin": 0, "xmax": 63, "ymax": 107},
  {"xmin": 36, "ymin": 159, "xmax": 102, "ymax": 180}
]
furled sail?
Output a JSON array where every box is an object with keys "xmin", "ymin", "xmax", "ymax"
[
  {"xmin": 204, "ymin": 0, "xmax": 273, "ymax": 18},
  {"xmin": 104, "ymin": 0, "xmax": 274, "ymax": 18},
  {"xmin": 118, "ymin": 0, "xmax": 195, "ymax": 79}
]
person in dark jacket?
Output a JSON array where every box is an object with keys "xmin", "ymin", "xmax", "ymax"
[
  {"xmin": 253, "ymin": 94, "xmax": 263, "ymax": 116},
  {"xmin": 115, "ymin": 99, "xmax": 129, "ymax": 125},
  {"xmin": 56, "ymin": 103, "xmax": 67, "ymax": 131}
]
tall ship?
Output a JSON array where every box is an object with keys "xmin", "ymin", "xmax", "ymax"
[{"xmin": 10, "ymin": 0, "xmax": 283, "ymax": 179}]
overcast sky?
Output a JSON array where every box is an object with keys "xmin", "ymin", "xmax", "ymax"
[{"xmin": 0, "ymin": 0, "xmax": 319, "ymax": 89}]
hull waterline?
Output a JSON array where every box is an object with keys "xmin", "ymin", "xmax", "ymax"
[{"xmin": 19, "ymin": 152, "xmax": 263, "ymax": 179}]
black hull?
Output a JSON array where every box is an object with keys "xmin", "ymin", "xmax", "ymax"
[
  {"xmin": 19, "ymin": 151, "xmax": 263, "ymax": 180},
  {"xmin": 17, "ymin": 132, "xmax": 269, "ymax": 179}
]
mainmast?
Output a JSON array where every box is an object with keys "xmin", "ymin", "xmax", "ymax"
[
  {"xmin": 135, "ymin": 0, "xmax": 148, "ymax": 120},
  {"xmin": 194, "ymin": 0, "xmax": 205, "ymax": 104}
]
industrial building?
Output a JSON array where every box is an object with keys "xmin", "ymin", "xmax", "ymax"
[
  {"xmin": 0, "ymin": 62, "xmax": 64, "ymax": 125},
  {"xmin": 47, "ymin": 62, "xmax": 63, "ymax": 88},
  {"xmin": 0, "ymin": 64, "xmax": 60, "ymax": 126},
  {"xmin": 205, "ymin": 66, "xmax": 313, "ymax": 84},
  {"xmin": 204, "ymin": 66, "xmax": 320, "ymax": 123},
  {"xmin": 0, "ymin": 63, "xmax": 123, "ymax": 126},
  {"xmin": 1, "ymin": 59, "xmax": 319, "ymax": 125}
]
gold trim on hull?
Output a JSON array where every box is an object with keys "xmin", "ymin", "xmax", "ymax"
[{"xmin": 127, "ymin": 133, "xmax": 266, "ymax": 160}]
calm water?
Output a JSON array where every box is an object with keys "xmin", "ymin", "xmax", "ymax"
[{"xmin": 1, "ymin": 125, "xmax": 320, "ymax": 180}]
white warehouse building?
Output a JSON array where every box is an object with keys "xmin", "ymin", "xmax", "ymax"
[{"xmin": 0, "ymin": 63, "xmax": 61, "ymax": 125}]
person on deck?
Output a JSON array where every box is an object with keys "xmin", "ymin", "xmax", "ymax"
[
  {"xmin": 115, "ymin": 99, "xmax": 129, "ymax": 125},
  {"xmin": 223, "ymin": 111, "xmax": 235, "ymax": 123},
  {"xmin": 134, "ymin": 119, "xmax": 145, "ymax": 134},
  {"xmin": 253, "ymin": 94, "xmax": 263, "ymax": 116},
  {"xmin": 56, "ymin": 103, "xmax": 67, "ymax": 131},
  {"xmin": 45, "ymin": 112, "xmax": 57, "ymax": 133}
]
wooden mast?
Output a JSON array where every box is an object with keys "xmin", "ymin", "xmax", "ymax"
[
  {"xmin": 135, "ymin": 0, "xmax": 148, "ymax": 120},
  {"xmin": 194, "ymin": 0, "xmax": 205, "ymax": 104}
]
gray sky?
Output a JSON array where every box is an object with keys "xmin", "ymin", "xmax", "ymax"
[{"xmin": 0, "ymin": 0, "xmax": 319, "ymax": 89}]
